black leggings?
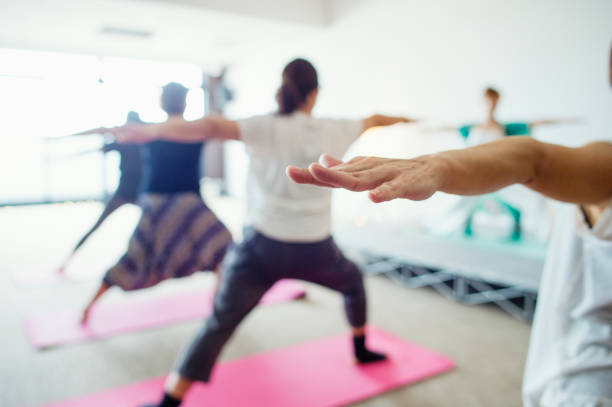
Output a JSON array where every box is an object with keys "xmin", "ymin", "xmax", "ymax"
[{"xmin": 175, "ymin": 228, "xmax": 367, "ymax": 382}]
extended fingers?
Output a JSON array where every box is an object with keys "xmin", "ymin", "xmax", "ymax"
[
  {"xmin": 318, "ymin": 154, "xmax": 344, "ymax": 168},
  {"xmin": 72, "ymin": 126, "xmax": 112, "ymax": 136},
  {"xmin": 289, "ymin": 155, "xmax": 410, "ymax": 195},
  {"xmin": 286, "ymin": 166, "xmax": 337, "ymax": 187},
  {"xmin": 308, "ymin": 163, "xmax": 390, "ymax": 191},
  {"xmin": 329, "ymin": 156, "xmax": 391, "ymax": 173}
]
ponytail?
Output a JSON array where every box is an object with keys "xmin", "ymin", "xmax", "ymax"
[
  {"xmin": 277, "ymin": 77, "xmax": 302, "ymax": 115},
  {"xmin": 276, "ymin": 58, "xmax": 318, "ymax": 115}
]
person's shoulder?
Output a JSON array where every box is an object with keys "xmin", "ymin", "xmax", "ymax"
[
  {"xmin": 309, "ymin": 116, "xmax": 363, "ymax": 146},
  {"xmin": 272, "ymin": 112, "xmax": 312, "ymax": 123},
  {"xmin": 308, "ymin": 115, "xmax": 360, "ymax": 129},
  {"xmin": 311, "ymin": 114, "xmax": 352, "ymax": 122},
  {"xmin": 237, "ymin": 112, "xmax": 277, "ymax": 131},
  {"xmin": 236, "ymin": 112, "xmax": 279, "ymax": 145},
  {"xmin": 239, "ymin": 112, "xmax": 276, "ymax": 123}
]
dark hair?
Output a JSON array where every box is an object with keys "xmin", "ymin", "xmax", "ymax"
[
  {"xmin": 276, "ymin": 58, "xmax": 318, "ymax": 115},
  {"xmin": 161, "ymin": 82, "xmax": 188, "ymax": 115},
  {"xmin": 484, "ymin": 87, "xmax": 500, "ymax": 99},
  {"xmin": 126, "ymin": 110, "xmax": 143, "ymax": 124}
]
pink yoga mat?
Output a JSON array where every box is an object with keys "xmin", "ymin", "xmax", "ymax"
[
  {"xmin": 31, "ymin": 327, "xmax": 453, "ymax": 407},
  {"xmin": 25, "ymin": 280, "xmax": 306, "ymax": 349}
]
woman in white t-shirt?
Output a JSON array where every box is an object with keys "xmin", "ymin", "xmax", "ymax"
[
  {"xmin": 106, "ymin": 58, "xmax": 413, "ymax": 407},
  {"xmin": 288, "ymin": 45, "xmax": 612, "ymax": 405}
]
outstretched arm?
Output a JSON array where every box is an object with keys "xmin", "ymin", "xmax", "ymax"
[
  {"xmin": 529, "ymin": 117, "xmax": 582, "ymax": 128},
  {"xmin": 45, "ymin": 129, "xmax": 109, "ymax": 142},
  {"xmin": 73, "ymin": 115, "xmax": 240, "ymax": 144},
  {"xmin": 287, "ymin": 137, "xmax": 612, "ymax": 205},
  {"xmin": 48, "ymin": 147, "xmax": 108, "ymax": 160},
  {"xmin": 361, "ymin": 114, "xmax": 417, "ymax": 133}
]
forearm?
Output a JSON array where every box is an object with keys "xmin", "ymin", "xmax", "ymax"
[
  {"xmin": 435, "ymin": 138, "xmax": 612, "ymax": 204},
  {"xmin": 433, "ymin": 136, "xmax": 542, "ymax": 196},
  {"xmin": 128, "ymin": 115, "xmax": 238, "ymax": 144},
  {"xmin": 526, "ymin": 141, "xmax": 612, "ymax": 204},
  {"xmin": 362, "ymin": 114, "xmax": 412, "ymax": 132},
  {"xmin": 529, "ymin": 119, "xmax": 558, "ymax": 128},
  {"xmin": 74, "ymin": 115, "xmax": 239, "ymax": 145},
  {"xmin": 530, "ymin": 117, "xmax": 581, "ymax": 128}
]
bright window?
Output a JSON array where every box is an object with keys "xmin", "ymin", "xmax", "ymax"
[{"xmin": 0, "ymin": 48, "xmax": 204, "ymax": 204}]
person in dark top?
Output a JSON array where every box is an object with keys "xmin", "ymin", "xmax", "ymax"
[
  {"xmin": 79, "ymin": 83, "xmax": 233, "ymax": 324},
  {"xmin": 144, "ymin": 140, "xmax": 202, "ymax": 193},
  {"xmin": 58, "ymin": 111, "xmax": 144, "ymax": 273}
]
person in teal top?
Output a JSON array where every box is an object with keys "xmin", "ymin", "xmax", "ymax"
[
  {"xmin": 458, "ymin": 121, "xmax": 531, "ymax": 139},
  {"xmin": 433, "ymin": 87, "xmax": 578, "ymax": 240},
  {"xmin": 455, "ymin": 87, "xmax": 576, "ymax": 142}
]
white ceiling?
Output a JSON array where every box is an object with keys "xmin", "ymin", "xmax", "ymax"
[
  {"xmin": 0, "ymin": 0, "xmax": 345, "ymax": 67},
  {"xmin": 146, "ymin": 0, "xmax": 332, "ymax": 26}
]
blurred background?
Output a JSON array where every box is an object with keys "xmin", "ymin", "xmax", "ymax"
[
  {"xmin": 2, "ymin": 0, "xmax": 611, "ymax": 205},
  {"xmin": 1, "ymin": 1, "xmax": 611, "ymax": 406}
]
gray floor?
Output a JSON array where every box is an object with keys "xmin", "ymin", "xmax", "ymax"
[{"xmin": 0, "ymin": 204, "xmax": 530, "ymax": 407}]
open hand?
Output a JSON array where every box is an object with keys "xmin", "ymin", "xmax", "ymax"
[{"xmin": 286, "ymin": 154, "xmax": 444, "ymax": 203}]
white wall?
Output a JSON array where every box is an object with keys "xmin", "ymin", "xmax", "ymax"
[
  {"xmin": 227, "ymin": 0, "xmax": 612, "ymax": 138},
  {"xmin": 222, "ymin": 0, "xmax": 612, "ymax": 237}
]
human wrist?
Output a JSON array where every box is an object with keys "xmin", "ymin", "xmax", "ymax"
[{"xmin": 427, "ymin": 153, "xmax": 451, "ymax": 194}]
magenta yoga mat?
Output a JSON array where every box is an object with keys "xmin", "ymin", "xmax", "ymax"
[
  {"xmin": 31, "ymin": 326, "xmax": 454, "ymax": 407},
  {"xmin": 25, "ymin": 280, "xmax": 306, "ymax": 349}
]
